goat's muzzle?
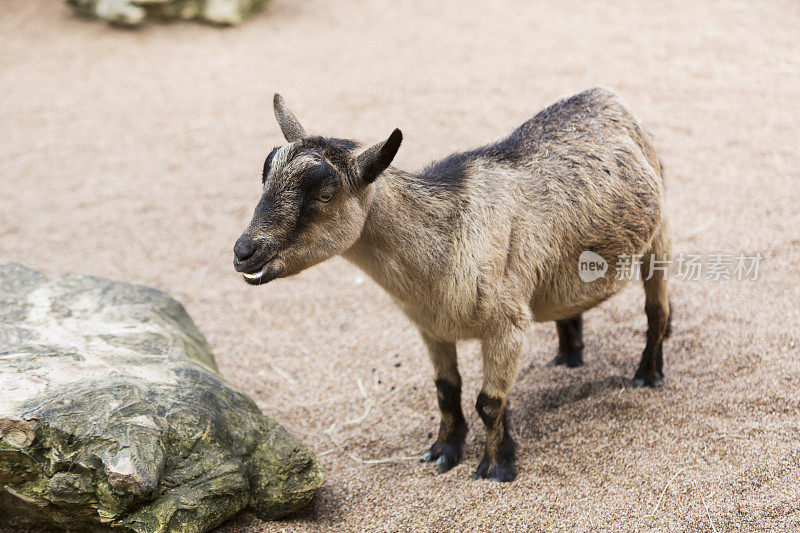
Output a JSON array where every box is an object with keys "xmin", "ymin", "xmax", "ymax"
[{"xmin": 233, "ymin": 234, "xmax": 284, "ymax": 285}]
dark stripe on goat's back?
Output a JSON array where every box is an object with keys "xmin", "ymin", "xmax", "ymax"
[
  {"xmin": 417, "ymin": 153, "xmax": 469, "ymax": 193},
  {"xmin": 417, "ymin": 134, "xmax": 530, "ymax": 194}
]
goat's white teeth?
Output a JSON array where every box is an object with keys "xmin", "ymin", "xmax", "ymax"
[{"xmin": 243, "ymin": 266, "xmax": 267, "ymax": 280}]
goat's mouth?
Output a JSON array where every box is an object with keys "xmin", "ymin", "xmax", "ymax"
[{"xmin": 237, "ymin": 255, "xmax": 284, "ymax": 286}]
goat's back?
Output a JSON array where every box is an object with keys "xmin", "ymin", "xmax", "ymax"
[{"xmin": 446, "ymin": 87, "xmax": 667, "ymax": 323}]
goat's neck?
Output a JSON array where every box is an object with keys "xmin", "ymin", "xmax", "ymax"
[{"xmin": 342, "ymin": 167, "xmax": 451, "ymax": 300}]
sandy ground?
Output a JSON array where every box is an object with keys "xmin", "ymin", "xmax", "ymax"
[{"xmin": 2, "ymin": 1, "xmax": 800, "ymax": 531}]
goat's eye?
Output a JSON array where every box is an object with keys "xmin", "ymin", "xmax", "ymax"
[{"xmin": 317, "ymin": 192, "xmax": 333, "ymax": 203}]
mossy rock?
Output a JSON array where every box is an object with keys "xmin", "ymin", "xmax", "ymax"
[
  {"xmin": 0, "ymin": 261, "xmax": 321, "ymax": 532},
  {"xmin": 66, "ymin": 0, "xmax": 270, "ymax": 27}
]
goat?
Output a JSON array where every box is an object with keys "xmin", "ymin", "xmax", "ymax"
[{"xmin": 233, "ymin": 88, "xmax": 671, "ymax": 482}]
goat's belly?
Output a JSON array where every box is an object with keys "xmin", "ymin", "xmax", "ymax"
[
  {"xmin": 527, "ymin": 197, "xmax": 664, "ymax": 321},
  {"xmin": 528, "ymin": 264, "xmax": 633, "ymax": 322},
  {"xmin": 530, "ymin": 287, "xmax": 622, "ymax": 322}
]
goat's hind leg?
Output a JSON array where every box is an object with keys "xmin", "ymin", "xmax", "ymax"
[
  {"xmin": 548, "ymin": 314, "xmax": 584, "ymax": 367},
  {"xmin": 634, "ymin": 233, "xmax": 671, "ymax": 387},
  {"xmin": 419, "ymin": 331, "xmax": 468, "ymax": 473}
]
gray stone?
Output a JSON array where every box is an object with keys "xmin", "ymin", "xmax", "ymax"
[
  {"xmin": 66, "ymin": 0, "xmax": 270, "ymax": 27},
  {"xmin": 0, "ymin": 261, "xmax": 321, "ymax": 532}
]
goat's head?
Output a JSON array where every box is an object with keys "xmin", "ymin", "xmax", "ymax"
[{"xmin": 233, "ymin": 94, "xmax": 402, "ymax": 285}]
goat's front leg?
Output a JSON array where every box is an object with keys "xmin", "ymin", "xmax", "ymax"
[
  {"xmin": 419, "ymin": 331, "xmax": 468, "ymax": 473},
  {"xmin": 474, "ymin": 326, "xmax": 524, "ymax": 482}
]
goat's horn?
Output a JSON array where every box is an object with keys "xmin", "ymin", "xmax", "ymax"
[{"xmin": 273, "ymin": 94, "xmax": 307, "ymax": 142}]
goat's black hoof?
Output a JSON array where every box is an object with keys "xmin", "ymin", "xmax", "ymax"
[
  {"xmin": 472, "ymin": 456, "xmax": 517, "ymax": 482},
  {"xmin": 421, "ymin": 441, "xmax": 462, "ymax": 473},
  {"xmin": 547, "ymin": 351, "xmax": 584, "ymax": 368},
  {"xmin": 633, "ymin": 371, "xmax": 663, "ymax": 388}
]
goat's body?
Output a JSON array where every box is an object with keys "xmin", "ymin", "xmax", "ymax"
[
  {"xmin": 345, "ymin": 87, "xmax": 666, "ymax": 341},
  {"xmin": 243, "ymin": 88, "xmax": 671, "ymax": 481}
]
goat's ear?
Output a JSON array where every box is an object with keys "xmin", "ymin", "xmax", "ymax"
[
  {"xmin": 273, "ymin": 94, "xmax": 307, "ymax": 142},
  {"xmin": 356, "ymin": 129, "xmax": 403, "ymax": 184}
]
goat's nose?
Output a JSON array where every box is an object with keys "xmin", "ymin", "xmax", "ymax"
[{"xmin": 234, "ymin": 235, "xmax": 257, "ymax": 263}]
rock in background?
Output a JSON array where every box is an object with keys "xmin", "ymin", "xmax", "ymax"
[
  {"xmin": 0, "ymin": 261, "xmax": 322, "ymax": 532},
  {"xmin": 67, "ymin": 0, "xmax": 269, "ymax": 27}
]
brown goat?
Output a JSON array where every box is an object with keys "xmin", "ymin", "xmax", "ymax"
[{"xmin": 233, "ymin": 88, "xmax": 671, "ymax": 482}]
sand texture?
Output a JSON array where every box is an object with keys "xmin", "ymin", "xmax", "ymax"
[{"xmin": 1, "ymin": 1, "xmax": 799, "ymax": 530}]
